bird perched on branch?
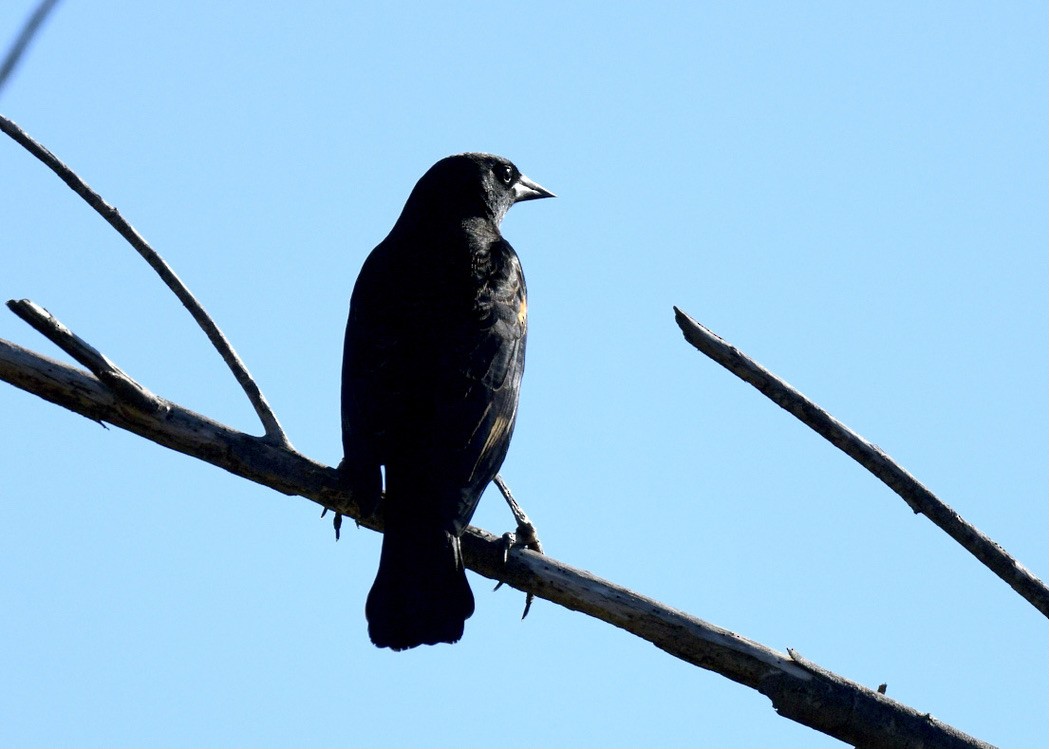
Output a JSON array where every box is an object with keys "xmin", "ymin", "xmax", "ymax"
[{"xmin": 341, "ymin": 153, "xmax": 554, "ymax": 650}]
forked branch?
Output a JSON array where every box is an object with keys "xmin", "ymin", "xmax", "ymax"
[
  {"xmin": 7, "ymin": 299, "xmax": 160, "ymax": 414},
  {"xmin": 0, "ymin": 112, "xmax": 290, "ymax": 448},
  {"xmin": 0, "ymin": 338, "xmax": 994, "ymax": 749},
  {"xmin": 0, "ymin": 114, "xmax": 1000, "ymax": 747}
]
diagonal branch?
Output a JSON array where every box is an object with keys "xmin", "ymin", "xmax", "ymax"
[
  {"xmin": 0, "ymin": 335, "xmax": 995, "ymax": 749},
  {"xmin": 0, "ymin": 112, "xmax": 291, "ymax": 448},
  {"xmin": 7, "ymin": 298, "xmax": 160, "ymax": 414},
  {"xmin": 673, "ymin": 306, "xmax": 1049, "ymax": 618},
  {"xmin": 0, "ymin": 0, "xmax": 61, "ymax": 95}
]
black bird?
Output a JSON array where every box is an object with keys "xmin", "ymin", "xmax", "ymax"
[{"xmin": 341, "ymin": 153, "xmax": 554, "ymax": 650}]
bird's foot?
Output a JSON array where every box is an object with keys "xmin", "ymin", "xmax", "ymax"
[
  {"xmin": 493, "ymin": 474, "xmax": 544, "ymax": 554},
  {"xmin": 494, "ymin": 526, "xmax": 543, "ymax": 619},
  {"xmin": 492, "ymin": 475, "xmax": 545, "ymax": 619},
  {"xmin": 498, "ymin": 520, "xmax": 543, "ymax": 562}
]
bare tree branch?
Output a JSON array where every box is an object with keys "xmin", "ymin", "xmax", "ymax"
[
  {"xmin": 7, "ymin": 298, "xmax": 161, "ymax": 414},
  {"xmin": 0, "ymin": 112, "xmax": 291, "ymax": 448},
  {"xmin": 0, "ymin": 335, "xmax": 996, "ymax": 749},
  {"xmin": 0, "ymin": 112, "xmax": 1005, "ymax": 746},
  {"xmin": 0, "ymin": 0, "xmax": 60, "ymax": 95},
  {"xmin": 673, "ymin": 306, "xmax": 1049, "ymax": 619},
  {"xmin": 0, "ymin": 336, "xmax": 341, "ymax": 509}
]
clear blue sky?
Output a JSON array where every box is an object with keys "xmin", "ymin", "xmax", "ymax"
[{"xmin": 1, "ymin": 3, "xmax": 1045, "ymax": 747}]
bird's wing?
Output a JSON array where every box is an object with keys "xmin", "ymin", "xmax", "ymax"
[{"xmin": 458, "ymin": 243, "xmax": 528, "ymax": 491}]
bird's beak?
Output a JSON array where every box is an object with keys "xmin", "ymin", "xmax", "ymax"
[{"xmin": 513, "ymin": 174, "xmax": 556, "ymax": 203}]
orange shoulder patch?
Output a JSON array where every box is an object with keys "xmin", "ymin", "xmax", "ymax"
[{"xmin": 517, "ymin": 296, "xmax": 527, "ymax": 326}]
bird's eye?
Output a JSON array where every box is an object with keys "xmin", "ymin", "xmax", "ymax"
[{"xmin": 498, "ymin": 164, "xmax": 514, "ymax": 185}]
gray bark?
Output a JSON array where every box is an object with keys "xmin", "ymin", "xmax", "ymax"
[
  {"xmin": 673, "ymin": 306, "xmax": 1049, "ymax": 619},
  {"xmin": 0, "ymin": 334, "xmax": 997, "ymax": 749}
]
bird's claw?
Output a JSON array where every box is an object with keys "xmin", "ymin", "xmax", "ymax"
[
  {"xmin": 494, "ymin": 527, "xmax": 542, "ymax": 618},
  {"xmin": 497, "ymin": 522, "xmax": 544, "ymax": 563},
  {"xmin": 513, "ymin": 519, "xmax": 543, "ymax": 555},
  {"xmin": 320, "ymin": 507, "xmax": 344, "ymax": 541},
  {"xmin": 499, "ymin": 531, "xmax": 515, "ymax": 565}
]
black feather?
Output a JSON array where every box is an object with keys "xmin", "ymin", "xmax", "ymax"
[{"xmin": 341, "ymin": 153, "xmax": 553, "ymax": 650}]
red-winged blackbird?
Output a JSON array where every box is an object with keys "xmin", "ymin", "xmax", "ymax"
[{"xmin": 341, "ymin": 153, "xmax": 554, "ymax": 650}]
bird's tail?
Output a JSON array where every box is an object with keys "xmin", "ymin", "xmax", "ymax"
[{"xmin": 366, "ymin": 522, "xmax": 475, "ymax": 651}]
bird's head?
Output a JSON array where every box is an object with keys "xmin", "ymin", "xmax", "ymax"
[{"xmin": 400, "ymin": 153, "xmax": 554, "ymax": 229}]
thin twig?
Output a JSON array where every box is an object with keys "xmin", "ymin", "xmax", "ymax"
[
  {"xmin": 673, "ymin": 306, "xmax": 1049, "ymax": 618},
  {"xmin": 0, "ymin": 113, "xmax": 291, "ymax": 447},
  {"xmin": 0, "ymin": 336, "xmax": 996, "ymax": 749},
  {"xmin": 0, "ymin": 0, "xmax": 61, "ymax": 95}
]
